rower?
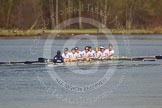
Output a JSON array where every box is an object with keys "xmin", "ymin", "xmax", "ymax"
[
  {"xmin": 62, "ymin": 48, "xmax": 71, "ymax": 62},
  {"xmin": 82, "ymin": 46, "xmax": 91, "ymax": 59},
  {"xmin": 105, "ymin": 43, "xmax": 115, "ymax": 58},
  {"xmin": 100, "ymin": 46, "xmax": 107, "ymax": 59},
  {"xmin": 69, "ymin": 48, "xmax": 77, "ymax": 61},
  {"xmin": 94, "ymin": 47, "xmax": 102, "ymax": 58},
  {"xmin": 74, "ymin": 47, "xmax": 82, "ymax": 59},
  {"xmin": 88, "ymin": 46, "xmax": 95, "ymax": 58},
  {"xmin": 53, "ymin": 50, "xmax": 64, "ymax": 63}
]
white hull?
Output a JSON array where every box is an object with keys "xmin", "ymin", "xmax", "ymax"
[{"xmin": 47, "ymin": 61, "xmax": 122, "ymax": 67}]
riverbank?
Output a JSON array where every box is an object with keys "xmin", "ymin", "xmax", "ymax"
[{"xmin": 0, "ymin": 29, "xmax": 162, "ymax": 37}]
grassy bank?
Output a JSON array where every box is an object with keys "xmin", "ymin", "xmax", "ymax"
[{"xmin": 0, "ymin": 29, "xmax": 162, "ymax": 37}]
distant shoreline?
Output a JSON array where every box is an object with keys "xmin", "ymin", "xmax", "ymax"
[{"xmin": 0, "ymin": 29, "xmax": 162, "ymax": 39}]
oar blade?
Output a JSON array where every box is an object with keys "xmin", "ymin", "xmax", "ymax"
[
  {"xmin": 132, "ymin": 57, "xmax": 144, "ymax": 61},
  {"xmin": 155, "ymin": 55, "xmax": 162, "ymax": 59},
  {"xmin": 38, "ymin": 58, "xmax": 47, "ymax": 63},
  {"xmin": 0, "ymin": 62, "xmax": 9, "ymax": 65},
  {"xmin": 38, "ymin": 57, "xmax": 53, "ymax": 63}
]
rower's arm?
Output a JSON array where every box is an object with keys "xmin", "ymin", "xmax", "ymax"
[{"xmin": 107, "ymin": 50, "xmax": 114, "ymax": 58}]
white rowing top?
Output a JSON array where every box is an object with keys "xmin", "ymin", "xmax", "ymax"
[
  {"xmin": 94, "ymin": 51, "xmax": 102, "ymax": 58},
  {"xmin": 75, "ymin": 51, "xmax": 82, "ymax": 58},
  {"xmin": 82, "ymin": 50, "xmax": 91, "ymax": 58},
  {"xmin": 105, "ymin": 49, "xmax": 115, "ymax": 55},
  {"xmin": 100, "ymin": 50, "xmax": 107, "ymax": 58},
  {"xmin": 89, "ymin": 50, "xmax": 95, "ymax": 57},
  {"xmin": 62, "ymin": 52, "xmax": 71, "ymax": 59},
  {"xmin": 69, "ymin": 52, "xmax": 77, "ymax": 58}
]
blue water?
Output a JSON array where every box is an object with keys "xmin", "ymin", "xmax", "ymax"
[{"xmin": 0, "ymin": 35, "xmax": 162, "ymax": 108}]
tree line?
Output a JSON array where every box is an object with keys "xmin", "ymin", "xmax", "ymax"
[{"xmin": 0, "ymin": 0, "xmax": 162, "ymax": 30}]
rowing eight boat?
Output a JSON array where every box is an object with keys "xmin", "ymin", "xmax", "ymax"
[{"xmin": 0, "ymin": 55, "xmax": 161, "ymax": 66}]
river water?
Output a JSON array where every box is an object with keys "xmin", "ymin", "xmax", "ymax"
[{"xmin": 0, "ymin": 35, "xmax": 162, "ymax": 108}]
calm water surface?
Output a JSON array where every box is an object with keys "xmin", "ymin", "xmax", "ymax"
[{"xmin": 0, "ymin": 35, "xmax": 162, "ymax": 108}]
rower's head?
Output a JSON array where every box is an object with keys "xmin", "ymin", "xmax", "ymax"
[
  {"xmin": 74, "ymin": 47, "xmax": 79, "ymax": 53},
  {"xmin": 71, "ymin": 48, "xmax": 75, "ymax": 54},
  {"xmin": 64, "ymin": 48, "xmax": 68, "ymax": 54},
  {"xmin": 100, "ymin": 46, "xmax": 105, "ymax": 52},
  {"xmin": 85, "ymin": 46, "xmax": 89, "ymax": 53},
  {"xmin": 95, "ymin": 47, "xmax": 99, "ymax": 52},
  {"xmin": 88, "ymin": 46, "xmax": 92, "ymax": 51},
  {"xmin": 108, "ymin": 43, "xmax": 113, "ymax": 51},
  {"xmin": 57, "ymin": 50, "xmax": 61, "ymax": 55}
]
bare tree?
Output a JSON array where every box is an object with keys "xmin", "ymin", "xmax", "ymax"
[
  {"xmin": 49, "ymin": 0, "xmax": 55, "ymax": 29},
  {"xmin": 55, "ymin": 0, "xmax": 59, "ymax": 27},
  {"xmin": 6, "ymin": 0, "xmax": 13, "ymax": 28},
  {"xmin": 104, "ymin": 0, "xmax": 108, "ymax": 27},
  {"xmin": 125, "ymin": 0, "xmax": 138, "ymax": 29},
  {"xmin": 0, "ymin": 0, "xmax": 162, "ymax": 29},
  {"xmin": 79, "ymin": 0, "xmax": 82, "ymax": 29},
  {"xmin": 67, "ymin": 0, "xmax": 71, "ymax": 28}
]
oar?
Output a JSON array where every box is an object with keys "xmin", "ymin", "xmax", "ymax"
[
  {"xmin": 139, "ymin": 55, "xmax": 162, "ymax": 60},
  {"xmin": 23, "ymin": 61, "xmax": 39, "ymax": 64},
  {"xmin": 143, "ymin": 59, "xmax": 156, "ymax": 61},
  {"xmin": 0, "ymin": 61, "xmax": 39, "ymax": 65},
  {"xmin": 118, "ymin": 57, "xmax": 144, "ymax": 61},
  {"xmin": 91, "ymin": 57, "xmax": 155, "ymax": 61},
  {"xmin": 91, "ymin": 57, "xmax": 142, "ymax": 61},
  {"xmin": 38, "ymin": 58, "xmax": 53, "ymax": 63},
  {"xmin": 0, "ymin": 61, "xmax": 26, "ymax": 65},
  {"xmin": 155, "ymin": 55, "xmax": 162, "ymax": 59},
  {"xmin": 0, "ymin": 62, "xmax": 10, "ymax": 65},
  {"xmin": 38, "ymin": 58, "xmax": 47, "ymax": 62}
]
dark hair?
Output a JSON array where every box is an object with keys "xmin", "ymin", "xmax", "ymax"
[
  {"xmin": 74, "ymin": 47, "xmax": 79, "ymax": 50},
  {"xmin": 57, "ymin": 50, "xmax": 61, "ymax": 55},
  {"xmin": 88, "ymin": 46, "xmax": 92, "ymax": 49},
  {"xmin": 64, "ymin": 48, "xmax": 68, "ymax": 51}
]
